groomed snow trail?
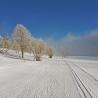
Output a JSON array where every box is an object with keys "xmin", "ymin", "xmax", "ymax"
[
  {"xmin": 0, "ymin": 54, "xmax": 98, "ymax": 98},
  {"xmin": 67, "ymin": 58, "xmax": 98, "ymax": 98}
]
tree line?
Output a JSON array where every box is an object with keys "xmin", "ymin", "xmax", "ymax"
[{"xmin": 0, "ymin": 24, "xmax": 53, "ymax": 61}]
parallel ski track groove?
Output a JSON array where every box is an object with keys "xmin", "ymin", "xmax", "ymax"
[
  {"xmin": 66, "ymin": 61, "xmax": 92, "ymax": 98},
  {"xmin": 71, "ymin": 62, "xmax": 98, "ymax": 82}
]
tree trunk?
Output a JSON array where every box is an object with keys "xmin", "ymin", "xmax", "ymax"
[{"xmin": 21, "ymin": 48, "xmax": 24, "ymax": 58}]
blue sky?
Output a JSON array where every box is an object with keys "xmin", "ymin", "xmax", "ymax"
[{"xmin": 0, "ymin": 0, "xmax": 98, "ymax": 39}]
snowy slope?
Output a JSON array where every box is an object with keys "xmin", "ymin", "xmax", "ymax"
[{"xmin": 0, "ymin": 53, "xmax": 98, "ymax": 98}]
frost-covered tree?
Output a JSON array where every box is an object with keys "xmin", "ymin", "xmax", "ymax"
[
  {"xmin": 31, "ymin": 39, "xmax": 45, "ymax": 61},
  {"xmin": 2, "ymin": 37, "xmax": 9, "ymax": 49},
  {"xmin": 13, "ymin": 40, "xmax": 21, "ymax": 57},
  {"xmin": 0, "ymin": 36, "xmax": 9, "ymax": 53},
  {"xmin": 12, "ymin": 24, "xmax": 32, "ymax": 58},
  {"xmin": 47, "ymin": 47, "xmax": 53, "ymax": 58}
]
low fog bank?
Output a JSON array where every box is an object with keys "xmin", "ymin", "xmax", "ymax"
[{"xmin": 45, "ymin": 30, "xmax": 98, "ymax": 57}]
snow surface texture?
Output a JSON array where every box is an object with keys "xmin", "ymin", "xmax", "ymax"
[{"xmin": 0, "ymin": 53, "xmax": 98, "ymax": 98}]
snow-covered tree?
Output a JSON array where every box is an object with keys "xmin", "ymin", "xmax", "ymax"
[
  {"xmin": 13, "ymin": 40, "xmax": 21, "ymax": 57},
  {"xmin": 46, "ymin": 47, "xmax": 53, "ymax": 58},
  {"xmin": 12, "ymin": 24, "xmax": 32, "ymax": 58},
  {"xmin": 0, "ymin": 36, "xmax": 9, "ymax": 53},
  {"xmin": 31, "ymin": 39, "xmax": 45, "ymax": 61}
]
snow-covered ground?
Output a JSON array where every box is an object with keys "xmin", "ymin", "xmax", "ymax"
[{"xmin": 0, "ymin": 52, "xmax": 98, "ymax": 98}]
